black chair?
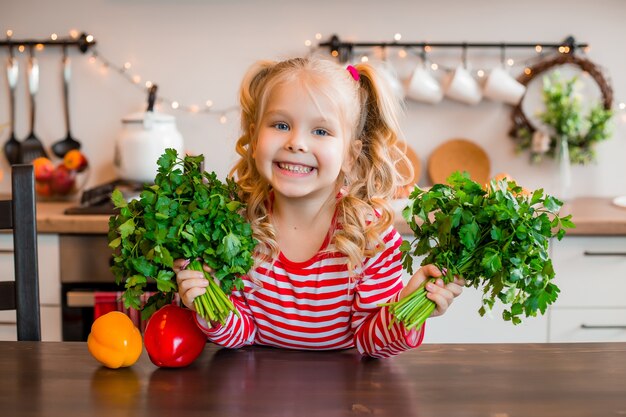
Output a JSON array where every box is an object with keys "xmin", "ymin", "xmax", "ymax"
[{"xmin": 0, "ymin": 164, "xmax": 41, "ymax": 341}]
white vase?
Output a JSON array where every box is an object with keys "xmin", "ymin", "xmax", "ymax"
[{"xmin": 556, "ymin": 135, "xmax": 572, "ymax": 201}]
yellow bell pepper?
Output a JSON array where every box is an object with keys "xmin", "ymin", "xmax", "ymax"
[{"xmin": 87, "ymin": 311, "xmax": 143, "ymax": 369}]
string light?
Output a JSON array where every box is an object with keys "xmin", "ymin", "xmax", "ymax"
[
  {"xmin": 507, "ymin": 58, "xmax": 515, "ymax": 66},
  {"xmin": 315, "ymin": 33, "xmax": 322, "ymax": 40},
  {"xmin": 69, "ymin": 30, "xmax": 79, "ymax": 39},
  {"xmin": 35, "ymin": 43, "xmax": 44, "ymax": 51},
  {"xmin": 430, "ymin": 63, "xmax": 438, "ymax": 70},
  {"xmin": 476, "ymin": 69, "xmax": 485, "ymax": 77},
  {"xmin": 304, "ymin": 40, "xmax": 312, "ymax": 47},
  {"xmin": 619, "ymin": 102, "xmax": 626, "ymax": 111},
  {"xmin": 6, "ymin": 29, "xmax": 13, "ymax": 38},
  {"xmin": 50, "ymin": 33, "xmax": 58, "ymax": 40},
  {"xmin": 398, "ymin": 49, "xmax": 407, "ymax": 58},
  {"xmin": 18, "ymin": 45, "xmax": 24, "ymax": 53},
  {"xmin": 394, "ymin": 33, "xmax": 402, "ymax": 41},
  {"xmin": 535, "ymin": 45, "xmax": 542, "ymax": 53},
  {"xmin": 82, "ymin": 46, "xmax": 239, "ymax": 121},
  {"xmin": 360, "ymin": 56, "xmax": 369, "ymax": 63}
]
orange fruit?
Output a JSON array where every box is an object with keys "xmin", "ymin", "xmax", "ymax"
[{"xmin": 63, "ymin": 149, "xmax": 88, "ymax": 172}]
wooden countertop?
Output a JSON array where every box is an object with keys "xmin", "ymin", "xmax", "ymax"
[
  {"xmin": 2, "ymin": 341, "xmax": 626, "ymax": 417},
  {"xmin": 35, "ymin": 197, "xmax": 626, "ymax": 236}
]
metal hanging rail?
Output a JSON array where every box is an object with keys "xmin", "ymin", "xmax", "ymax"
[
  {"xmin": 319, "ymin": 34, "xmax": 588, "ymax": 62},
  {"xmin": 0, "ymin": 32, "xmax": 96, "ymax": 53}
]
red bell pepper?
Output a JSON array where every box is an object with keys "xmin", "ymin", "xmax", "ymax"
[{"xmin": 144, "ymin": 304, "xmax": 207, "ymax": 368}]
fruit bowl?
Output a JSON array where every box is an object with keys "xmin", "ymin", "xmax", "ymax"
[{"xmin": 34, "ymin": 150, "xmax": 90, "ymax": 201}]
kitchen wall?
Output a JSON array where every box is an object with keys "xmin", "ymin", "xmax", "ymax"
[{"xmin": 1, "ymin": 0, "xmax": 625, "ymax": 199}]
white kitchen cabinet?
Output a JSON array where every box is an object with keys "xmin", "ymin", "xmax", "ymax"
[
  {"xmin": 0, "ymin": 233, "xmax": 61, "ymax": 341},
  {"xmin": 549, "ymin": 236, "xmax": 626, "ymax": 342}
]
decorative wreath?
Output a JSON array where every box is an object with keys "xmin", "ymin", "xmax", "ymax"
[{"xmin": 509, "ymin": 52, "xmax": 614, "ymax": 165}]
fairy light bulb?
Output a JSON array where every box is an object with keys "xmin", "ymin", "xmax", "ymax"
[
  {"xmin": 524, "ymin": 67, "xmax": 532, "ymax": 76},
  {"xmin": 430, "ymin": 63, "xmax": 438, "ymax": 71},
  {"xmin": 123, "ymin": 62, "xmax": 131, "ymax": 70},
  {"xmin": 86, "ymin": 34, "xmax": 94, "ymax": 43},
  {"xmin": 171, "ymin": 101, "xmax": 180, "ymax": 109},
  {"xmin": 205, "ymin": 100, "xmax": 214, "ymax": 108},
  {"xmin": 88, "ymin": 55, "xmax": 96, "ymax": 64},
  {"xmin": 219, "ymin": 115, "xmax": 227, "ymax": 124},
  {"xmin": 18, "ymin": 45, "xmax": 24, "ymax": 53},
  {"xmin": 394, "ymin": 33, "xmax": 402, "ymax": 41},
  {"xmin": 6, "ymin": 30, "xmax": 13, "ymax": 38},
  {"xmin": 132, "ymin": 75, "xmax": 141, "ymax": 84},
  {"xmin": 304, "ymin": 40, "xmax": 312, "ymax": 47},
  {"xmin": 361, "ymin": 56, "xmax": 369, "ymax": 63},
  {"xmin": 315, "ymin": 33, "xmax": 322, "ymax": 40},
  {"xmin": 584, "ymin": 45, "xmax": 592, "ymax": 53},
  {"xmin": 535, "ymin": 45, "xmax": 542, "ymax": 53},
  {"xmin": 50, "ymin": 33, "xmax": 58, "ymax": 40},
  {"xmin": 189, "ymin": 105, "xmax": 199, "ymax": 113},
  {"xmin": 398, "ymin": 49, "xmax": 407, "ymax": 58},
  {"xmin": 69, "ymin": 30, "xmax": 79, "ymax": 39},
  {"xmin": 477, "ymin": 69, "xmax": 485, "ymax": 77},
  {"xmin": 507, "ymin": 58, "xmax": 514, "ymax": 66},
  {"xmin": 424, "ymin": 45, "xmax": 432, "ymax": 53},
  {"xmin": 619, "ymin": 102, "xmax": 626, "ymax": 111},
  {"xmin": 331, "ymin": 50, "xmax": 339, "ymax": 57},
  {"xmin": 35, "ymin": 43, "xmax": 44, "ymax": 51}
]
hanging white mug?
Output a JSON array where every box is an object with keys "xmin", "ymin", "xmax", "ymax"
[
  {"xmin": 442, "ymin": 66, "xmax": 482, "ymax": 105},
  {"xmin": 406, "ymin": 65, "xmax": 443, "ymax": 104},
  {"xmin": 483, "ymin": 66, "xmax": 526, "ymax": 105}
]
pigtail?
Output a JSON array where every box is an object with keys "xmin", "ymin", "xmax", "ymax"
[
  {"xmin": 230, "ymin": 60, "xmax": 280, "ymax": 264},
  {"xmin": 335, "ymin": 62, "xmax": 413, "ymax": 268}
]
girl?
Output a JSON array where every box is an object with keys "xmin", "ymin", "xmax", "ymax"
[{"xmin": 175, "ymin": 56, "xmax": 464, "ymax": 358}]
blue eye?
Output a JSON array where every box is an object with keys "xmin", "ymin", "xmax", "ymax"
[
  {"xmin": 313, "ymin": 128, "xmax": 329, "ymax": 136},
  {"xmin": 273, "ymin": 122, "xmax": 289, "ymax": 131}
]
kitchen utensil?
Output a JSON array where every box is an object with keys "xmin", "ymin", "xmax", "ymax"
[
  {"xmin": 395, "ymin": 140, "xmax": 421, "ymax": 198},
  {"xmin": 51, "ymin": 47, "xmax": 81, "ymax": 158},
  {"xmin": 114, "ymin": 85, "xmax": 184, "ymax": 183},
  {"xmin": 3, "ymin": 53, "xmax": 20, "ymax": 165},
  {"xmin": 428, "ymin": 138, "xmax": 490, "ymax": 185},
  {"xmin": 20, "ymin": 47, "xmax": 49, "ymax": 164}
]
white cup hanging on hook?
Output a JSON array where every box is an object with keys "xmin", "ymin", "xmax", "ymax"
[
  {"xmin": 406, "ymin": 48, "xmax": 443, "ymax": 104},
  {"xmin": 483, "ymin": 45, "xmax": 526, "ymax": 105},
  {"xmin": 376, "ymin": 46, "xmax": 406, "ymax": 101},
  {"xmin": 442, "ymin": 44, "xmax": 482, "ymax": 105}
]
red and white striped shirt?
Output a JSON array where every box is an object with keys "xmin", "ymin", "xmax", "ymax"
[{"xmin": 194, "ymin": 225, "xmax": 424, "ymax": 358}]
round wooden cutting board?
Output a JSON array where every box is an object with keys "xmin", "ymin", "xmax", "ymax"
[
  {"xmin": 428, "ymin": 138, "xmax": 490, "ymax": 185},
  {"xmin": 395, "ymin": 140, "xmax": 421, "ymax": 197}
]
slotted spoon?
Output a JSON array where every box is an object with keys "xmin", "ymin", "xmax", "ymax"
[{"xmin": 20, "ymin": 46, "xmax": 49, "ymax": 164}]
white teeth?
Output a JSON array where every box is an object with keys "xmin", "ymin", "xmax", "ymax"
[{"xmin": 277, "ymin": 162, "xmax": 313, "ymax": 173}]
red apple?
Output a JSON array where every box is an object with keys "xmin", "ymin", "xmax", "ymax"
[
  {"xmin": 33, "ymin": 157, "xmax": 55, "ymax": 182},
  {"xmin": 50, "ymin": 165, "xmax": 76, "ymax": 195}
]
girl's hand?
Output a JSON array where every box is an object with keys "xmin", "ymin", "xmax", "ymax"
[
  {"xmin": 399, "ymin": 264, "xmax": 466, "ymax": 318},
  {"xmin": 173, "ymin": 258, "xmax": 213, "ymax": 312}
]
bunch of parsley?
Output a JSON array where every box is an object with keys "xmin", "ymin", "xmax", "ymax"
[
  {"xmin": 388, "ymin": 171, "xmax": 574, "ymax": 329},
  {"xmin": 108, "ymin": 149, "xmax": 256, "ymax": 322}
]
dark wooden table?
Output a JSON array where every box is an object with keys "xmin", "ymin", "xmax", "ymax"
[{"xmin": 1, "ymin": 342, "xmax": 625, "ymax": 417}]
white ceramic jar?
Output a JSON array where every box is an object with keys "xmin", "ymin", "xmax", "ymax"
[{"xmin": 114, "ymin": 111, "xmax": 184, "ymax": 183}]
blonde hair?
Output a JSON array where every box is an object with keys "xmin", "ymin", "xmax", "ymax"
[{"xmin": 230, "ymin": 56, "xmax": 412, "ymax": 271}]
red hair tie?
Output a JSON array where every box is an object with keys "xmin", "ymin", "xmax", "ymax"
[{"xmin": 346, "ymin": 65, "xmax": 360, "ymax": 81}]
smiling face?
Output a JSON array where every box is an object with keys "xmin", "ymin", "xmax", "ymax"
[{"xmin": 253, "ymin": 77, "xmax": 353, "ymax": 204}]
